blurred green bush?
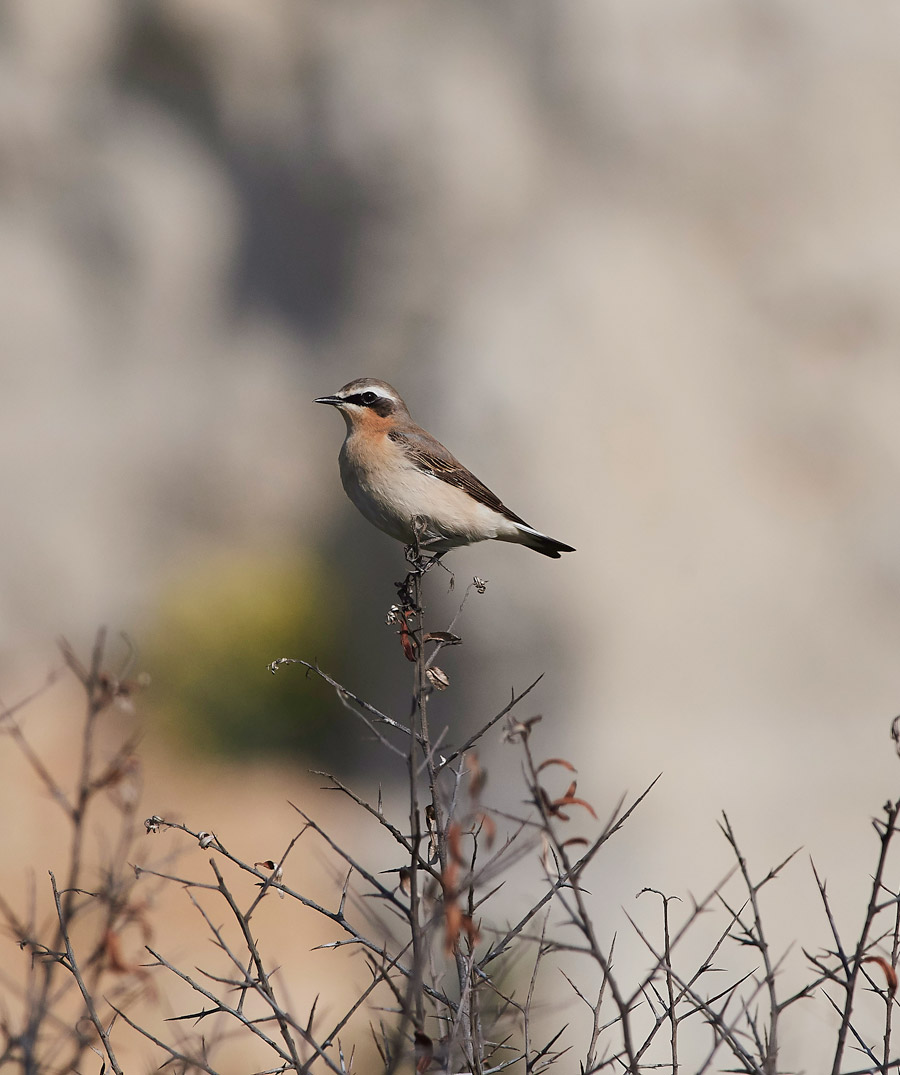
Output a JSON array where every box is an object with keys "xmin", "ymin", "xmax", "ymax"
[{"xmin": 146, "ymin": 549, "xmax": 349, "ymax": 766}]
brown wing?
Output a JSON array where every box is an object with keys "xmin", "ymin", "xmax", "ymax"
[{"xmin": 389, "ymin": 429, "xmax": 529, "ymax": 526}]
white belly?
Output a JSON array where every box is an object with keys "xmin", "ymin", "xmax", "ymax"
[{"xmin": 338, "ymin": 436, "xmax": 514, "ymax": 551}]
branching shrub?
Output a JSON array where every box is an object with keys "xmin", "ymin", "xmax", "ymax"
[{"xmin": 1, "ymin": 566, "xmax": 899, "ymax": 1074}]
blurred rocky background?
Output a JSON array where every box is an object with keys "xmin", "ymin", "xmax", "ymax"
[{"xmin": 3, "ymin": 0, "xmax": 900, "ymax": 1068}]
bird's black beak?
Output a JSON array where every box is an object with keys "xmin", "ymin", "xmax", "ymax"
[{"xmin": 314, "ymin": 395, "xmax": 343, "ymax": 407}]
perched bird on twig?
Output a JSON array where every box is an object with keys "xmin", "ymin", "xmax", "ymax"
[{"xmin": 315, "ymin": 379, "xmax": 575, "ymax": 559}]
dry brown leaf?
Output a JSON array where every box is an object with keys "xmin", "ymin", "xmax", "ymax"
[
  {"xmin": 538, "ymin": 785, "xmax": 569, "ymax": 820},
  {"xmin": 415, "ymin": 1031, "xmax": 434, "ymax": 1073},
  {"xmin": 552, "ymin": 795, "xmax": 598, "ymax": 820},
  {"xmin": 537, "ymin": 757, "xmax": 577, "ymax": 774},
  {"xmin": 425, "ymin": 666, "xmax": 450, "ymax": 691},
  {"xmin": 862, "ymin": 955, "xmax": 898, "ymax": 995},
  {"xmin": 423, "ymin": 631, "xmax": 461, "ymax": 645},
  {"xmin": 398, "ymin": 866, "xmax": 412, "ymax": 896},
  {"xmin": 466, "ymin": 752, "xmax": 486, "ymax": 798},
  {"xmin": 104, "ymin": 929, "xmax": 130, "ymax": 973},
  {"xmin": 399, "ymin": 615, "xmax": 417, "ymax": 661},
  {"xmin": 103, "ymin": 929, "xmax": 146, "ymax": 977},
  {"xmin": 441, "ymin": 860, "xmax": 459, "ymax": 896},
  {"xmin": 444, "ymin": 901, "xmax": 462, "ymax": 953},
  {"xmin": 447, "ymin": 822, "xmax": 464, "ymax": 865},
  {"xmin": 463, "ymin": 914, "xmax": 481, "ymax": 945}
]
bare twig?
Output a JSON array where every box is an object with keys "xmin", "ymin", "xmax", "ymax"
[{"xmin": 49, "ymin": 871, "xmax": 125, "ymax": 1075}]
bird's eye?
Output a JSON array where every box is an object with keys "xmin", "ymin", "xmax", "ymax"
[{"xmin": 361, "ymin": 391, "xmax": 377, "ymax": 404}]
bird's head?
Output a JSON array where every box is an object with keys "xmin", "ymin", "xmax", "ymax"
[{"xmin": 314, "ymin": 379, "xmax": 410, "ymax": 429}]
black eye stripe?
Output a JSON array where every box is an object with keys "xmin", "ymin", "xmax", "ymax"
[{"xmin": 345, "ymin": 391, "xmax": 382, "ymax": 406}]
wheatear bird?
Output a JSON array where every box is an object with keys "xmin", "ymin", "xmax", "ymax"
[{"xmin": 315, "ymin": 378, "xmax": 575, "ymax": 558}]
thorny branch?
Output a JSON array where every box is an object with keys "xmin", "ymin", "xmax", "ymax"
[{"xmin": 3, "ymin": 592, "xmax": 900, "ymax": 1074}]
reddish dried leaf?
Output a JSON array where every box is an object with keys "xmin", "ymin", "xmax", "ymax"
[
  {"xmin": 415, "ymin": 1031, "xmax": 434, "ymax": 1073},
  {"xmin": 561, "ymin": 837, "xmax": 590, "ymax": 849},
  {"xmin": 466, "ymin": 753, "xmax": 486, "ymax": 798},
  {"xmin": 461, "ymin": 914, "xmax": 481, "ymax": 948},
  {"xmin": 447, "ymin": 823, "xmax": 464, "ymax": 865},
  {"xmin": 552, "ymin": 795, "xmax": 598, "ymax": 820},
  {"xmin": 399, "ymin": 617, "xmax": 417, "ymax": 662},
  {"xmin": 103, "ymin": 929, "xmax": 148, "ymax": 978},
  {"xmin": 104, "ymin": 929, "xmax": 131, "ymax": 973},
  {"xmin": 398, "ymin": 866, "xmax": 412, "ymax": 896},
  {"xmin": 444, "ymin": 901, "xmax": 462, "ymax": 953},
  {"xmin": 253, "ymin": 861, "xmax": 284, "ymax": 896},
  {"xmin": 537, "ymin": 757, "xmax": 577, "ymax": 774},
  {"xmin": 862, "ymin": 955, "xmax": 898, "ymax": 995},
  {"xmin": 102, "ymin": 927, "xmax": 154, "ymax": 996},
  {"xmin": 538, "ymin": 784, "xmax": 573, "ymax": 820},
  {"xmin": 441, "ymin": 861, "xmax": 460, "ymax": 897}
]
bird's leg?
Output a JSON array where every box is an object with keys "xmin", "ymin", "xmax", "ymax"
[
  {"xmin": 408, "ymin": 515, "xmax": 432, "ymax": 567},
  {"xmin": 397, "ymin": 523, "xmax": 428, "ymax": 631},
  {"xmin": 406, "ymin": 516, "xmax": 452, "ymax": 576},
  {"xmin": 398, "ymin": 518, "xmax": 433, "ymax": 608}
]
